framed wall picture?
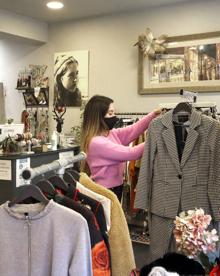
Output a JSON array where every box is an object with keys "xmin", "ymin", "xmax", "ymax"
[
  {"xmin": 138, "ymin": 31, "xmax": 220, "ymax": 94},
  {"xmin": 54, "ymin": 50, "xmax": 89, "ymax": 107},
  {"xmin": 23, "ymin": 91, "xmax": 38, "ymax": 107}
]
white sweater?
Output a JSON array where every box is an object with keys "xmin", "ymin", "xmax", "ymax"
[{"xmin": 0, "ymin": 200, "xmax": 92, "ymax": 276}]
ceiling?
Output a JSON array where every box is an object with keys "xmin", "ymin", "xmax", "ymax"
[{"xmin": 0, "ymin": 0, "xmax": 197, "ymax": 23}]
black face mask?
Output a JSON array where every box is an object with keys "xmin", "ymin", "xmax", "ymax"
[{"xmin": 104, "ymin": 116, "xmax": 119, "ymax": 130}]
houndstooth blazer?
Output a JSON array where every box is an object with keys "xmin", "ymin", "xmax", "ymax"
[{"xmin": 135, "ymin": 109, "xmax": 220, "ymax": 221}]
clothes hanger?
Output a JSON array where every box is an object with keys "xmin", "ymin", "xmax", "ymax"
[
  {"xmin": 63, "ymin": 171, "xmax": 77, "ymax": 187},
  {"xmin": 173, "ymin": 102, "xmax": 192, "ymax": 114},
  {"xmin": 65, "ymin": 169, "xmax": 80, "ymax": 182},
  {"xmin": 9, "ymin": 184, "xmax": 49, "ymax": 207},
  {"xmin": 47, "ymin": 175, "xmax": 68, "ymax": 192},
  {"xmin": 35, "ymin": 179, "xmax": 56, "ymax": 197},
  {"xmin": 173, "ymin": 102, "xmax": 192, "ymax": 124}
]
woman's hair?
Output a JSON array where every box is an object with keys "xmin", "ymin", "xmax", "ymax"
[{"xmin": 81, "ymin": 94, "xmax": 113, "ymax": 154}]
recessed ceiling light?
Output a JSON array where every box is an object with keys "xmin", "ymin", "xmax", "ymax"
[{"xmin": 47, "ymin": 1, "xmax": 64, "ymax": 9}]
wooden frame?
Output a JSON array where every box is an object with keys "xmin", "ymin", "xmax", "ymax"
[
  {"xmin": 138, "ymin": 31, "xmax": 220, "ymax": 94},
  {"xmin": 22, "ymin": 87, "xmax": 49, "ymax": 107}
]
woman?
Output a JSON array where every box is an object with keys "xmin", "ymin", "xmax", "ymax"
[
  {"xmin": 54, "ymin": 55, "xmax": 82, "ymax": 107},
  {"xmin": 81, "ymin": 95, "xmax": 160, "ymax": 201}
]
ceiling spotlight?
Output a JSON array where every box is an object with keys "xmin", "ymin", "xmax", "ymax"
[{"xmin": 47, "ymin": 1, "xmax": 64, "ymax": 9}]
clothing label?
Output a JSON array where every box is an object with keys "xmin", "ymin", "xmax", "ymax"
[
  {"xmin": 16, "ymin": 158, "xmax": 30, "ymax": 187},
  {"xmin": 59, "ymin": 151, "xmax": 74, "ymax": 169},
  {"xmin": 0, "ymin": 160, "xmax": 11, "ymax": 180}
]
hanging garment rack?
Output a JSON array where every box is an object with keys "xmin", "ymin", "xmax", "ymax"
[
  {"xmin": 21, "ymin": 151, "xmax": 86, "ymax": 181},
  {"xmin": 159, "ymin": 102, "xmax": 217, "ymax": 110},
  {"xmin": 116, "ymin": 112, "xmax": 148, "ymax": 116}
]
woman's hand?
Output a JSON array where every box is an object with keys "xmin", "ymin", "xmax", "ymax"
[{"xmin": 154, "ymin": 108, "xmax": 162, "ymax": 115}]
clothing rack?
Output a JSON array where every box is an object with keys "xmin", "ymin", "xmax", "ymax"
[
  {"xmin": 21, "ymin": 151, "xmax": 86, "ymax": 180},
  {"xmin": 159, "ymin": 101, "xmax": 217, "ymax": 110},
  {"xmin": 116, "ymin": 112, "xmax": 148, "ymax": 116}
]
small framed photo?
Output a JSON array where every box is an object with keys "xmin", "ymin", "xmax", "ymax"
[{"xmin": 23, "ymin": 91, "xmax": 38, "ymax": 107}]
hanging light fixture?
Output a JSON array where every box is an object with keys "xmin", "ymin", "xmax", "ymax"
[{"xmin": 46, "ymin": 1, "xmax": 64, "ymax": 9}]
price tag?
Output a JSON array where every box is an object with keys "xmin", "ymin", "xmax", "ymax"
[
  {"xmin": 0, "ymin": 160, "xmax": 11, "ymax": 180},
  {"xmin": 59, "ymin": 151, "xmax": 74, "ymax": 169}
]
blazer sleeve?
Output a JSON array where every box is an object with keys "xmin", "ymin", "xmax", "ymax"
[
  {"xmin": 134, "ymin": 122, "xmax": 157, "ymax": 210},
  {"xmin": 208, "ymin": 120, "xmax": 220, "ymax": 220}
]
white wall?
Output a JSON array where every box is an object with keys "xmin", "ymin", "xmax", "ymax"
[
  {"xmin": 0, "ymin": 38, "xmax": 52, "ymax": 123},
  {"xmin": 0, "ymin": 9, "xmax": 48, "ymax": 43},
  {"xmin": 2, "ymin": 0, "xmax": 220, "ymax": 133},
  {"xmin": 49, "ymin": 0, "xmax": 220, "ymax": 118}
]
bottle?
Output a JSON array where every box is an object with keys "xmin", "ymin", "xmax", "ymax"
[{"xmin": 51, "ymin": 131, "xmax": 57, "ymax": 150}]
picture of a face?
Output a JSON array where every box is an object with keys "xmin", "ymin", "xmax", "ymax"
[
  {"xmin": 61, "ymin": 62, "xmax": 79, "ymax": 92},
  {"xmin": 54, "ymin": 50, "xmax": 89, "ymax": 107}
]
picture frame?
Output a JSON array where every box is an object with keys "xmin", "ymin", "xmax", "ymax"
[
  {"xmin": 22, "ymin": 87, "xmax": 49, "ymax": 107},
  {"xmin": 23, "ymin": 91, "xmax": 39, "ymax": 107},
  {"xmin": 138, "ymin": 31, "xmax": 220, "ymax": 94}
]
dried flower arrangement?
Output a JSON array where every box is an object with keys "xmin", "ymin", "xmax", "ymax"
[{"xmin": 173, "ymin": 208, "xmax": 219, "ymax": 274}]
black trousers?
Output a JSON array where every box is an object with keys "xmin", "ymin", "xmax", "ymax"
[{"xmin": 109, "ymin": 185, "xmax": 123, "ymax": 202}]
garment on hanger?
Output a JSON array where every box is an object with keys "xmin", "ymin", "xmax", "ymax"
[
  {"xmin": 79, "ymin": 172, "xmax": 136, "ymax": 276},
  {"xmin": 135, "ymin": 108, "xmax": 220, "ymax": 262},
  {"xmin": 34, "ymin": 167, "xmax": 111, "ymax": 275},
  {"xmin": 0, "ymin": 199, "xmax": 92, "ymax": 276},
  {"xmin": 52, "ymin": 193, "xmax": 111, "ymax": 276},
  {"xmin": 76, "ymin": 181, "xmax": 111, "ymax": 232}
]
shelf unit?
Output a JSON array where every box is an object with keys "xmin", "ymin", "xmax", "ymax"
[{"xmin": 17, "ymin": 87, "xmax": 49, "ymax": 108}]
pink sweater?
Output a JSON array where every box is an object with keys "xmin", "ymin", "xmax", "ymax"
[{"xmin": 87, "ymin": 111, "xmax": 157, "ymax": 188}]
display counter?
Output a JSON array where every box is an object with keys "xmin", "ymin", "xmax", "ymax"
[{"xmin": 0, "ymin": 145, "xmax": 80, "ymax": 204}]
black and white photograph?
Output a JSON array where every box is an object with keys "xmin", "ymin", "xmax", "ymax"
[{"xmin": 54, "ymin": 50, "xmax": 89, "ymax": 107}]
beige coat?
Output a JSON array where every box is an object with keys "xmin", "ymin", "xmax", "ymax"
[{"xmin": 79, "ymin": 173, "xmax": 136, "ymax": 276}]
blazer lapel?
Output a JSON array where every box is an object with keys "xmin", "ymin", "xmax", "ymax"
[
  {"xmin": 162, "ymin": 111, "xmax": 181, "ymax": 173},
  {"xmin": 181, "ymin": 110, "xmax": 201, "ymax": 168}
]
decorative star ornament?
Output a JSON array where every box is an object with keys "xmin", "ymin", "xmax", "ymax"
[{"xmin": 134, "ymin": 28, "xmax": 168, "ymax": 58}]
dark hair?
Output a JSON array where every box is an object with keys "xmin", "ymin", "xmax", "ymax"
[{"xmin": 81, "ymin": 95, "xmax": 113, "ymax": 153}]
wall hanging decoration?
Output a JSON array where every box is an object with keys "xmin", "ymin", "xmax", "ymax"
[
  {"xmin": 54, "ymin": 50, "xmax": 89, "ymax": 107},
  {"xmin": 134, "ymin": 28, "xmax": 168, "ymax": 58},
  {"xmin": 135, "ymin": 30, "xmax": 220, "ymax": 94},
  {"xmin": 16, "ymin": 65, "xmax": 49, "ymax": 142}
]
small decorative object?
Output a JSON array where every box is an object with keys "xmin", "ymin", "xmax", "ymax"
[
  {"xmin": 29, "ymin": 65, "xmax": 48, "ymax": 88},
  {"xmin": 52, "ymin": 104, "xmax": 66, "ymax": 133},
  {"xmin": 173, "ymin": 208, "xmax": 219, "ymax": 274},
  {"xmin": 134, "ymin": 28, "xmax": 168, "ymax": 58},
  {"xmin": 0, "ymin": 135, "xmax": 19, "ymax": 153},
  {"xmin": 7, "ymin": 118, "xmax": 14, "ymax": 124},
  {"xmin": 16, "ymin": 67, "xmax": 32, "ymax": 88}
]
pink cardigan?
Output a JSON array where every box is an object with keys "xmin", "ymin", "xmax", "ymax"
[{"xmin": 86, "ymin": 111, "xmax": 157, "ymax": 188}]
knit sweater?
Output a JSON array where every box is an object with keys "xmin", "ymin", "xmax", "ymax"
[
  {"xmin": 79, "ymin": 173, "xmax": 136, "ymax": 276},
  {"xmin": 87, "ymin": 111, "xmax": 157, "ymax": 188},
  {"xmin": 0, "ymin": 200, "xmax": 92, "ymax": 276}
]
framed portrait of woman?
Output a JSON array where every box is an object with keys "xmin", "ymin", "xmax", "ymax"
[{"xmin": 54, "ymin": 50, "xmax": 89, "ymax": 107}]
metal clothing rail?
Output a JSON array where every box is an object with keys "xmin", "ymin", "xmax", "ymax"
[
  {"xmin": 22, "ymin": 151, "xmax": 86, "ymax": 180},
  {"xmin": 116, "ymin": 112, "xmax": 148, "ymax": 115}
]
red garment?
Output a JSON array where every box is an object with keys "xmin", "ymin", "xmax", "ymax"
[
  {"xmin": 56, "ymin": 187, "xmax": 111, "ymax": 276},
  {"xmin": 210, "ymin": 264, "xmax": 220, "ymax": 276}
]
